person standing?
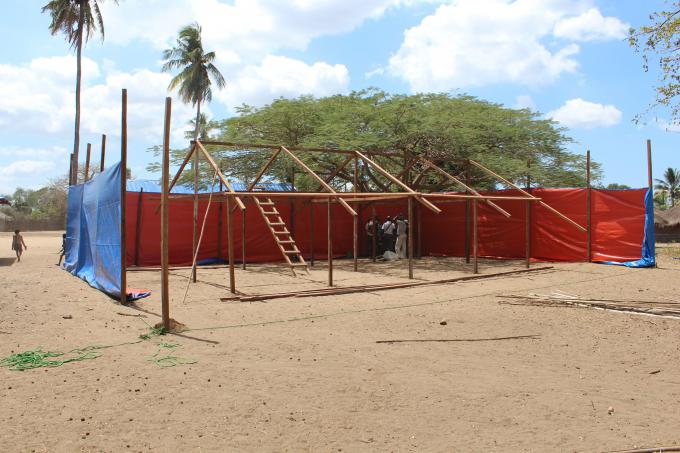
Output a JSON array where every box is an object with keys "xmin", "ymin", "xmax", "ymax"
[
  {"xmin": 12, "ymin": 230, "xmax": 27, "ymax": 262},
  {"xmin": 395, "ymin": 214, "xmax": 408, "ymax": 259},
  {"xmin": 365, "ymin": 216, "xmax": 379, "ymax": 258},
  {"xmin": 382, "ymin": 216, "xmax": 396, "ymax": 253},
  {"xmin": 57, "ymin": 233, "xmax": 66, "ymax": 266}
]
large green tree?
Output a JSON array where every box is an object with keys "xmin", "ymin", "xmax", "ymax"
[
  {"xmin": 162, "ymin": 23, "xmax": 226, "ymax": 141},
  {"xmin": 42, "ymin": 0, "xmax": 117, "ymax": 184},
  {"xmin": 629, "ymin": 1, "xmax": 680, "ymax": 125}
]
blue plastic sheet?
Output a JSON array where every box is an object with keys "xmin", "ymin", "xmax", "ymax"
[
  {"xmin": 602, "ymin": 188, "xmax": 656, "ymax": 268},
  {"xmin": 64, "ymin": 163, "xmax": 125, "ymax": 298}
]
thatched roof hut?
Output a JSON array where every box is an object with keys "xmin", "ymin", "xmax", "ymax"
[{"xmin": 655, "ymin": 206, "xmax": 680, "ymax": 242}]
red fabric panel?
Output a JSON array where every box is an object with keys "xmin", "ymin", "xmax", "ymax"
[
  {"xmin": 591, "ymin": 189, "xmax": 647, "ymax": 262},
  {"xmin": 126, "ymin": 188, "xmax": 647, "ymax": 266}
]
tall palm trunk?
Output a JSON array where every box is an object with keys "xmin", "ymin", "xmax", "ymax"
[
  {"xmin": 191, "ymin": 96, "xmax": 202, "ymax": 281},
  {"xmin": 72, "ymin": 0, "xmax": 85, "ymax": 185}
]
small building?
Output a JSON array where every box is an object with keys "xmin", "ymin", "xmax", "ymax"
[{"xmin": 655, "ymin": 206, "xmax": 680, "ymax": 243}]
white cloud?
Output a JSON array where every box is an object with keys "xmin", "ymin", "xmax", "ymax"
[
  {"xmin": 217, "ymin": 55, "xmax": 350, "ymax": 108},
  {"xmin": 0, "ymin": 159, "xmax": 59, "ymax": 194},
  {"xmin": 387, "ymin": 0, "xmax": 626, "ymax": 91},
  {"xmin": 553, "ymin": 8, "xmax": 628, "ymax": 42},
  {"xmin": 547, "ymin": 98, "xmax": 622, "ymax": 129}
]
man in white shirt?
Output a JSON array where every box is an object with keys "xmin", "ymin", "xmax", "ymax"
[
  {"xmin": 394, "ymin": 214, "xmax": 408, "ymax": 259},
  {"xmin": 382, "ymin": 216, "xmax": 396, "ymax": 252}
]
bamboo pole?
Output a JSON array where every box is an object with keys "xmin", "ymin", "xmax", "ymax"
[
  {"xmin": 408, "ymin": 196, "xmax": 414, "ymax": 279},
  {"xmin": 465, "ymin": 161, "xmax": 471, "ymax": 263},
  {"xmin": 473, "ymin": 199, "xmax": 478, "ymax": 274},
  {"xmin": 227, "ymin": 197, "xmax": 235, "ymax": 293},
  {"xmin": 469, "ymin": 160, "xmax": 586, "ymax": 232},
  {"xmin": 192, "ymin": 135, "xmax": 199, "ymax": 283},
  {"xmin": 120, "ymin": 88, "xmax": 128, "ymax": 305},
  {"xmin": 100, "ymin": 134, "xmax": 106, "ymax": 172},
  {"xmin": 327, "ymin": 197, "xmax": 333, "ymax": 287},
  {"xmin": 525, "ymin": 161, "xmax": 531, "ymax": 269},
  {"xmin": 353, "ymin": 155, "xmax": 359, "ymax": 271},
  {"xmin": 134, "ymin": 188, "xmax": 144, "ymax": 266},
  {"xmin": 160, "ymin": 97, "xmax": 171, "ymax": 330},
  {"xmin": 84, "ymin": 143, "xmax": 91, "ymax": 182},
  {"xmin": 586, "ymin": 150, "xmax": 592, "ymax": 262}
]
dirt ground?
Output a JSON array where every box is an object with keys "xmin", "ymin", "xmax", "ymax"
[{"xmin": 1, "ymin": 231, "xmax": 680, "ymax": 453}]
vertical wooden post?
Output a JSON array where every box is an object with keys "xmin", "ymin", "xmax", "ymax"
[
  {"xmin": 353, "ymin": 154, "xmax": 359, "ymax": 271},
  {"xmin": 473, "ymin": 199, "xmax": 478, "ymax": 274},
  {"xmin": 525, "ymin": 160, "xmax": 531, "ymax": 269},
  {"xmin": 647, "ymin": 139, "xmax": 653, "ymax": 190},
  {"xmin": 192, "ymin": 142, "xmax": 199, "ymax": 283},
  {"xmin": 84, "ymin": 143, "xmax": 91, "ymax": 182},
  {"xmin": 327, "ymin": 197, "xmax": 333, "ymax": 287},
  {"xmin": 134, "ymin": 188, "xmax": 144, "ymax": 266},
  {"xmin": 217, "ymin": 180, "xmax": 223, "ymax": 261},
  {"xmin": 160, "ymin": 96, "xmax": 171, "ymax": 330},
  {"xmin": 69, "ymin": 153, "xmax": 75, "ymax": 185},
  {"xmin": 586, "ymin": 150, "xmax": 592, "ymax": 262},
  {"xmin": 465, "ymin": 160, "xmax": 471, "ymax": 263},
  {"xmin": 120, "ymin": 88, "xmax": 128, "ymax": 305},
  {"xmin": 100, "ymin": 134, "xmax": 106, "ymax": 172},
  {"xmin": 310, "ymin": 203, "xmax": 315, "ymax": 266},
  {"xmin": 227, "ymin": 197, "xmax": 235, "ymax": 293},
  {"xmin": 408, "ymin": 196, "xmax": 414, "ymax": 279},
  {"xmin": 241, "ymin": 210, "xmax": 246, "ymax": 270},
  {"xmin": 372, "ymin": 206, "xmax": 377, "ymax": 262}
]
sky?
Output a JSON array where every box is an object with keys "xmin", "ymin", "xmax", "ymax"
[{"xmin": 0, "ymin": 0, "xmax": 677, "ymax": 195}]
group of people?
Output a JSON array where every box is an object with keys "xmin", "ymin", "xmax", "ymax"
[{"xmin": 365, "ymin": 214, "xmax": 409, "ymax": 259}]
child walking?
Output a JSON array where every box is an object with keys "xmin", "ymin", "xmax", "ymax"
[{"xmin": 12, "ymin": 230, "xmax": 27, "ymax": 262}]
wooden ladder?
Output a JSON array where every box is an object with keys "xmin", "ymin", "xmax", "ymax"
[{"xmin": 253, "ymin": 196, "xmax": 309, "ymax": 276}]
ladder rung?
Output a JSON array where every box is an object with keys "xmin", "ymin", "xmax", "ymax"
[
  {"xmin": 277, "ymin": 240, "xmax": 295, "ymax": 244},
  {"xmin": 283, "ymin": 249, "xmax": 300, "ymax": 254},
  {"xmin": 272, "ymin": 230, "xmax": 290, "ymax": 235},
  {"xmin": 262, "ymin": 210, "xmax": 279, "ymax": 215},
  {"xmin": 268, "ymin": 222, "xmax": 285, "ymax": 226}
]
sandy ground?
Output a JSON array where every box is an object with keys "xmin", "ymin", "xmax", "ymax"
[{"xmin": 1, "ymin": 231, "xmax": 680, "ymax": 452}]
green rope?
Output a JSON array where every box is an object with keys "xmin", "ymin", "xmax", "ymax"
[
  {"xmin": 146, "ymin": 341, "xmax": 196, "ymax": 368},
  {"xmin": 0, "ymin": 347, "xmax": 102, "ymax": 371}
]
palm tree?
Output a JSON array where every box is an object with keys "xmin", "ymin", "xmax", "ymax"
[
  {"xmin": 162, "ymin": 23, "xmax": 226, "ymax": 141},
  {"xmin": 655, "ymin": 167, "xmax": 680, "ymax": 207},
  {"xmin": 42, "ymin": 0, "xmax": 117, "ymax": 185}
]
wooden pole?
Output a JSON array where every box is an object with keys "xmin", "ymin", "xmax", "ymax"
[
  {"xmin": 473, "ymin": 199, "xmax": 478, "ymax": 274},
  {"xmin": 525, "ymin": 160, "xmax": 531, "ymax": 269},
  {"xmin": 100, "ymin": 134, "xmax": 106, "ymax": 172},
  {"xmin": 353, "ymin": 155, "xmax": 359, "ymax": 271},
  {"xmin": 408, "ymin": 196, "xmax": 414, "ymax": 279},
  {"xmin": 465, "ymin": 160, "xmax": 471, "ymax": 263},
  {"xmin": 310, "ymin": 203, "xmax": 315, "ymax": 266},
  {"xmin": 120, "ymin": 88, "xmax": 128, "ymax": 305},
  {"xmin": 134, "ymin": 188, "xmax": 144, "ymax": 266},
  {"xmin": 586, "ymin": 150, "xmax": 592, "ymax": 262},
  {"xmin": 217, "ymin": 180, "xmax": 223, "ymax": 261},
  {"xmin": 84, "ymin": 143, "xmax": 91, "ymax": 182},
  {"xmin": 160, "ymin": 97, "xmax": 171, "ymax": 330},
  {"xmin": 192, "ymin": 137, "xmax": 199, "ymax": 283},
  {"xmin": 328, "ymin": 197, "xmax": 333, "ymax": 287},
  {"xmin": 647, "ymin": 139, "xmax": 653, "ymax": 190},
  {"xmin": 227, "ymin": 197, "xmax": 235, "ymax": 293},
  {"xmin": 69, "ymin": 153, "xmax": 75, "ymax": 185}
]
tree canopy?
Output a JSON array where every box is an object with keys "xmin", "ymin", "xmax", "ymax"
[
  {"xmin": 149, "ymin": 90, "xmax": 599, "ymax": 191},
  {"xmin": 629, "ymin": 1, "xmax": 680, "ymax": 125}
]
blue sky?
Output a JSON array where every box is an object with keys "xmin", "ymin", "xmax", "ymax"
[{"xmin": 0, "ymin": 0, "xmax": 677, "ymax": 194}]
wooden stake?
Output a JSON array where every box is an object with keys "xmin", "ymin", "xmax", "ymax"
[
  {"xmin": 160, "ymin": 97, "xmax": 171, "ymax": 330},
  {"xmin": 84, "ymin": 143, "xmax": 91, "ymax": 182},
  {"xmin": 134, "ymin": 188, "xmax": 143, "ymax": 266},
  {"xmin": 69, "ymin": 153, "xmax": 75, "ymax": 185},
  {"xmin": 328, "ymin": 197, "xmax": 333, "ymax": 287},
  {"xmin": 120, "ymin": 88, "xmax": 128, "ymax": 305},
  {"xmin": 408, "ymin": 196, "xmax": 414, "ymax": 279},
  {"xmin": 473, "ymin": 199, "xmax": 478, "ymax": 274},
  {"xmin": 192, "ymin": 137, "xmax": 199, "ymax": 283},
  {"xmin": 525, "ymin": 161, "xmax": 531, "ymax": 269},
  {"xmin": 353, "ymin": 155, "xmax": 359, "ymax": 271},
  {"xmin": 586, "ymin": 150, "xmax": 592, "ymax": 262},
  {"xmin": 227, "ymin": 197, "xmax": 235, "ymax": 293},
  {"xmin": 100, "ymin": 134, "xmax": 106, "ymax": 172},
  {"xmin": 465, "ymin": 160, "xmax": 471, "ymax": 263}
]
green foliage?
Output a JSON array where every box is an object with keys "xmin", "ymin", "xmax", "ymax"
[
  {"xmin": 604, "ymin": 183, "xmax": 632, "ymax": 190},
  {"xmin": 2, "ymin": 181, "xmax": 68, "ymax": 220},
  {"xmin": 655, "ymin": 167, "xmax": 680, "ymax": 207},
  {"xmin": 629, "ymin": 2, "xmax": 680, "ymax": 124},
  {"xmin": 41, "ymin": 0, "xmax": 116, "ymax": 47}
]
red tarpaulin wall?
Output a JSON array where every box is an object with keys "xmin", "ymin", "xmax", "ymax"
[{"xmin": 125, "ymin": 188, "xmax": 648, "ymax": 267}]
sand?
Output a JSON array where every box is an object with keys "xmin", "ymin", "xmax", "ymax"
[{"xmin": 1, "ymin": 231, "xmax": 680, "ymax": 452}]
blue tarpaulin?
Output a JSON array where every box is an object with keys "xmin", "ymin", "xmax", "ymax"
[{"xmin": 64, "ymin": 163, "xmax": 128, "ymax": 299}]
